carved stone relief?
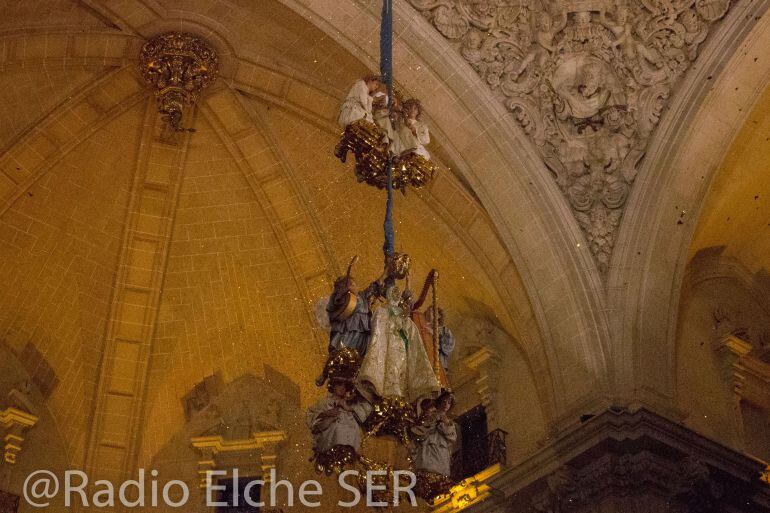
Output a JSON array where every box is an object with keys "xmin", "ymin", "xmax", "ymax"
[
  {"xmin": 409, "ymin": 0, "xmax": 731, "ymax": 271},
  {"xmin": 530, "ymin": 452, "xmax": 745, "ymax": 513}
]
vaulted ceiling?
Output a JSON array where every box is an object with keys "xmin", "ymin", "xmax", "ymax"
[
  {"xmin": 0, "ymin": 0, "xmax": 547, "ymax": 485},
  {"xmin": 691, "ymin": 83, "xmax": 770, "ymax": 275},
  {"xmin": 0, "ymin": 0, "xmax": 768, "ymax": 492}
]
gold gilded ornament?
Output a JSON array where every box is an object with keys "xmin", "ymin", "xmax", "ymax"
[
  {"xmin": 139, "ymin": 32, "xmax": 218, "ymax": 132},
  {"xmin": 386, "ymin": 252, "xmax": 411, "ymax": 281},
  {"xmin": 311, "ymin": 444, "xmax": 358, "ymax": 476},
  {"xmin": 414, "ymin": 470, "xmax": 453, "ymax": 504},
  {"xmin": 334, "ymin": 120, "xmax": 436, "ymax": 191},
  {"xmin": 357, "ymin": 456, "xmax": 396, "ymax": 505},
  {"xmin": 363, "ymin": 395, "xmax": 416, "ymax": 447},
  {"xmin": 393, "ymin": 151, "xmax": 437, "ymax": 190},
  {"xmin": 323, "ymin": 347, "xmax": 361, "ymax": 387}
]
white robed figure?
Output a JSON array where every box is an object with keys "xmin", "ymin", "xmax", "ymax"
[
  {"xmin": 307, "ymin": 380, "xmax": 372, "ymax": 456},
  {"xmin": 394, "ymin": 98, "xmax": 431, "ymax": 159},
  {"xmin": 413, "ymin": 418, "xmax": 456, "ymax": 476},
  {"xmin": 357, "ymin": 285, "xmax": 441, "ymax": 404},
  {"xmin": 411, "ymin": 392, "xmax": 457, "ymax": 477},
  {"xmin": 338, "ymin": 75, "xmax": 382, "ymax": 127}
]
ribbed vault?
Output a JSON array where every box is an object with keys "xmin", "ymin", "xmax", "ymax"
[
  {"xmin": 0, "ymin": 0, "xmax": 551, "ymax": 492},
  {"xmin": 0, "ymin": 0, "xmax": 769, "ymax": 504}
]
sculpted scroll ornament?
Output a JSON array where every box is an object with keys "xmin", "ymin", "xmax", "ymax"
[{"xmin": 409, "ymin": 0, "xmax": 731, "ymax": 271}]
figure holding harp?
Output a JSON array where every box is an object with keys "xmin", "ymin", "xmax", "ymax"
[{"xmin": 411, "ymin": 269, "xmax": 453, "ymax": 389}]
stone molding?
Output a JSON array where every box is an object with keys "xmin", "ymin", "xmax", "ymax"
[
  {"xmin": 191, "ymin": 430, "xmax": 287, "ymax": 487},
  {"xmin": 463, "ymin": 408, "xmax": 770, "ymax": 513}
]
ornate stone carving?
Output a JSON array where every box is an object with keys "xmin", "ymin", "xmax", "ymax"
[
  {"xmin": 530, "ymin": 453, "xmax": 739, "ymax": 513},
  {"xmin": 139, "ymin": 32, "xmax": 218, "ymax": 133},
  {"xmin": 472, "ymin": 409, "xmax": 770, "ymax": 513},
  {"xmin": 409, "ymin": 0, "xmax": 731, "ymax": 270}
]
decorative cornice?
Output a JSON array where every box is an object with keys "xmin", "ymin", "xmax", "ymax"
[
  {"xmin": 463, "ymin": 408, "xmax": 770, "ymax": 512},
  {"xmin": 190, "ymin": 431, "xmax": 287, "ymax": 454},
  {"xmin": 409, "ymin": 0, "xmax": 732, "ymax": 272},
  {"xmin": 191, "ymin": 431, "xmax": 287, "ymax": 487},
  {"xmin": 1, "ymin": 406, "xmax": 38, "ymax": 465},
  {"xmin": 432, "ymin": 464, "xmax": 503, "ymax": 513},
  {"xmin": 0, "ymin": 407, "xmax": 37, "ymax": 429}
]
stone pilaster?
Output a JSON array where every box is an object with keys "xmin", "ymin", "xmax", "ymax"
[
  {"xmin": 453, "ymin": 347, "xmax": 501, "ymax": 430},
  {"xmin": 85, "ymin": 98, "xmax": 193, "ymax": 485},
  {"xmin": 0, "ymin": 407, "xmax": 37, "ymax": 466},
  {"xmin": 712, "ymin": 334, "xmax": 753, "ymax": 450}
]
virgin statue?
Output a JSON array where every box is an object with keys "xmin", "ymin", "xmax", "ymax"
[{"xmin": 356, "ymin": 258, "xmax": 441, "ymax": 404}]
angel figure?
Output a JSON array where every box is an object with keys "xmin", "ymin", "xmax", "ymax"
[
  {"xmin": 680, "ymin": 9, "xmax": 708, "ymax": 60},
  {"xmin": 338, "ymin": 75, "xmax": 383, "ymax": 127},
  {"xmin": 316, "ymin": 257, "xmax": 386, "ymax": 386},
  {"xmin": 510, "ymin": 9, "xmax": 567, "ymax": 80},
  {"xmin": 433, "ymin": 308, "xmax": 455, "ymax": 375},
  {"xmin": 599, "ymin": 5, "xmax": 664, "ymax": 71},
  {"xmin": 307, "ymin": 378, "xmax": 372, "ymax": 472},
  {"xmin": 411, "ymin": 271, "xmax": 454, "ymax": 389},
  {"xmin": 410, "ymin": 391, "xmax": 457, "ymax": 477},
  {"xmin": 372, "ymin": 82, "xmax": 397, "ymax": 144},
  {"xmin": 395, "ymin": 99, "xmax": 431, "ymax": 160},
  {"xmin": 356, "ymin": 257, "xmax": 441, "ymax": 404}
]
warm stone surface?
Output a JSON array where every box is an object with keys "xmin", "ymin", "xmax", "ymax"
[
  {"xmin": 0, "ymin": 0, "xmax": 109, "ymax": 31},
  {"xmin": 0, "ymin": 67, "xmax": 108, "ymax": 152},
  {"xmin": 409, "ymin": 0, "xmax": 734, "ymax": 271},
  {"xmin": 471, "ymin": 408, "xmax": 770, "ymax": 513},
  {"xmin": 0, "ymin": 1, "xmax": 767, "ymax": 512},
  {"xmin": 690, "ymin": 84, "xmax": 770, "ymax": 274},
  {"xmin": 0, "ymin": 103, "xmax": 140, "ymax": 465}
]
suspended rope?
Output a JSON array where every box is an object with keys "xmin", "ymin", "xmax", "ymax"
[
  {"xmin": 379, "ymin": 0, "xmax": 394, "ymax": 110},
  {"xmin": 380, "ymin": 0, "xmax": 396, "ymax": 261},
  {"xmin": 313, "ymin": 2, "xmax": 455, "ymax": 503}
]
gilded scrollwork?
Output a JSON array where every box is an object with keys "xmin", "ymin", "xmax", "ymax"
[
  {"xmin": 139, "ymin": 32, "xmax": 219, "ymax": 135},
  {"xmin": 409, "ymin": 0, "xmax": 731, "ymax": 271}
]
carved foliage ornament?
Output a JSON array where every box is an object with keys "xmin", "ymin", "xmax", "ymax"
[
  {"xmin": 139, "ymin": 33, "xmax": 219, "ymax": 132},
  {"xmin": 409, "ymin": 0, "xmax": 731, "ymax": 271},
  {"xmin": 530, "ymin": 455, "xmax": 724, "ymax": 513}
]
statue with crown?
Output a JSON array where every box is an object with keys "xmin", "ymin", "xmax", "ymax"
[
  {"xmin": 305, "ymin": 2, "xmax": 458, "ymax": 504},
  {"xmin": 310, "ymin": 253, "xmax": 457, "ymax": 503}
]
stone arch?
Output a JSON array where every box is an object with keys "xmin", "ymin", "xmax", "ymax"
[
  {"xmin": 0, "ymin": 0, "xmax": 609, "ymax": 431},
  {"xmin": 607, "ymin": 0, "xmax": 770, "ymax": 413},
  {"xmin": 0, "ymin": 11, "xmax": 565, "ymax": 423},
  {"xmin": 274, "ymin": 0, "xmax": 611, "ymax": 425}
]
